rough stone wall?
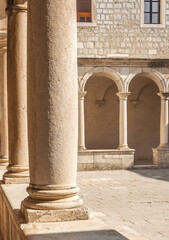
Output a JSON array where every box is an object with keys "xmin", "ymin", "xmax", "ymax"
[{"xmin": 77, "ymin": 0, "xmax": 169, "ymax": 59}]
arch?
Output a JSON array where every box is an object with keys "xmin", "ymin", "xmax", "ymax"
[
  {"xmin": 125, "ymin": 68, "xmax": 167, "ymax": 92},
  {"xmin": 79, "ymin": 67, "xmax": 124, "ymax": 92}
]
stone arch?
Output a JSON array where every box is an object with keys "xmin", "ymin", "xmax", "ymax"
[
  {"xmin": 125, "ymin": 68, "xmax": 167, "ymax": 92},
  {"xmin": 79, "ymin": 67, "xmax": 124, "ymax": 92}
]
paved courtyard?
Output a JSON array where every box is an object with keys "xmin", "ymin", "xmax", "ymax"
[
  {"xmin": 0, "ymin": 169, "xmax": 169, "ymax": 240},
  {"xmin": 78, "ymin": 169, "xmax": 169, "ymax": 240}
]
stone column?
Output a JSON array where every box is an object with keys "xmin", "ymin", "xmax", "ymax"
[
  {"xmin": 21, "ymin": 0, "xmax": 89, "ymax": 223},
  {"xmin": 3, "ymin": 0, "xmax": 29, "ymax": 184},
  {"xmin": 0, "ymin": 47, "xmax": 8, "ymax": 167},
  {"xmin": 116, "ymin": 92, "xmax": 130, "ymax": 150},
  {"xmin": 78, "ymin": 91, "xmax": 87, "ymax": 151},
  {"xmin": 157, "ymin": 92, "xmax": 169, "ymax": 148}
]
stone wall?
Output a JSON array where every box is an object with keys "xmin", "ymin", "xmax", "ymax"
[{"xmin": 77, "ymin": 0, "xmax": 169, "ymax": 59}]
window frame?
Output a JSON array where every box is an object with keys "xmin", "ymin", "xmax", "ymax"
[
  {"xmin": 141, "ymin": 0, "xmax": 165, "ymax": 28},
  {"xmin": 77, "ymin": 0, "xmax": 96, "ymax": 27},
  {"xmin": 144, "ymin": 0, "xmax": 160, "ymax": 24}
]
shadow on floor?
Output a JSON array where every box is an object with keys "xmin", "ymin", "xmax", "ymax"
[
  {"xmin": 26, "ymin": 230, "xmax": 129, "ymax": 240},
  {"xmin": 130, "ymin": 168, "xmax": 169, "ymax": 182},
  {"xmin": 134, "ymin": 159, "xmax": 153, "ymax": 165}
]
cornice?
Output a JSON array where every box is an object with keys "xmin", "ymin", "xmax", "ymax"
[{"xmin": 78, "ymin": 58, "xmax": 169, "ymax": 68}]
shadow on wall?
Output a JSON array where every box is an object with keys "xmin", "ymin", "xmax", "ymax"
[
  {"xmin": 26, "ymin": 230, "xmax": 129, "ymax": 240},
  {"xmin": 128, "ymin": 75, "xmax": 160, "ymax": 163},
  {"xmin": 85, "ymin": 74, "xmax": 119, "ymax": 149}
]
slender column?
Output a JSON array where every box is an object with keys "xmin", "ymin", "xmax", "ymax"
[
  {"xmin": 116, "ymin": 92, "xmax": 130, "ymax": 150},
  {"xmin": 157, "ymin": 92, "xmax": 169, "ymax": 149},
  {"xmin": 21, "ymin": 0, "xmax": 89, "ymax": 223},
  {"xmin": 0, "ymin": 47, "xmax": 8, "ymax": 167},
  {"xmin": 78, "ymin": 91, "xmax": 87, "ymax": 151},
  {"xmin": 3, "ymin": 0, "xmax": 29, "ymax": 184}
]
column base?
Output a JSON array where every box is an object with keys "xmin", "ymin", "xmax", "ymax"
[
  {"xmin": 157, "ymin": 143, "xmax": 169, "ymax": 150},
  {"xmin": 3, "ymin": 169, "xmax": 29, "ymax": 184},
  {"xmin": 118, "ymin": 145, "xmax": 130, "ymax": 150},
  {"xmin": 153, "ymin": 148, "xmax": 169, "ymax": 168},
  {"xmin": 3, "ymin": 175, "xmax": 30, "ymax": 184},
  {"xmin": 21, "ymin": 185, "xmax": 90, "ymax": 223},
  {"xmin": 78, "ymin": 146, "xmax": 87, "ymax": 152},
  {"xmin": 0, "ymin": 158, "xmax": 8, "ymax": 167},
  {"xmin": 21, "ymin": 203, "xmax": 89, "ymax": 223}
]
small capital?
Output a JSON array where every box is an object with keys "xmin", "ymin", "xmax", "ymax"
[
  {"xmin": 116, "ymin": 92, "xmax": 131, "ymax": 100},
  {"xmin": 0, "ymin": 47, "xmax": 7, "ymax": 53},
  {"xmin": 6, "ymin": 0, "xmax": 27, "ymax": 12},
  {"xmin": 157, "ymin": 92, "xmax": 169, "ymax": 100},
  {"xmin": 78, "ymin": 91, "xmax": 87, "ymax": 100}
]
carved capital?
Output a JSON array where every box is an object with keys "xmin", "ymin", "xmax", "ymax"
[
  {"xmin": 116, "ymin": 92, "xmax": 131, "ymax": 100},
  {"xmin": 6, "ymin": 0, "xmax": 27, "ymax": 12},
  {"xmin": 157, "ymin": 92, "xmax": 169, "ymax": 100},
  {"xmin": 78, "ymin": 91, "xmax": 87, "ymax": 100}
]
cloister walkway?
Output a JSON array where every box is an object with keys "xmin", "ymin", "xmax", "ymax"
[{"xmin": 0, "ymin": 169, "xmax": 169, "ymax": 240}]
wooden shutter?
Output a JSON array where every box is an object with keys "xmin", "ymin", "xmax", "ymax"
[{"xmin": 77, "ymin": 0, "xmax": 91, "ymax": 13}]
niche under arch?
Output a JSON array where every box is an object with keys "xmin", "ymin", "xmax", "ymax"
[
  {"xmin": 128, "ymin": 74, "xmax": 160, "ymax": 164},
  {"xmin": 85, "ymin": 73, "xmax": 119, "ymax": 149}
]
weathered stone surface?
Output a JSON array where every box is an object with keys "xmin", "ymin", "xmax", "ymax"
[
  {"xmin": 78, "ymin": 150, "xmax": 134, "ymax": 170},
  {"xmin": 153, "ymin": 148, "xmax": 169, "ymax": 167},
  {"xmin": 22, "ymin": 205, "xmax": 89, "ymax": 223}
]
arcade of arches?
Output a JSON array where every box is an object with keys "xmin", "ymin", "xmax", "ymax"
[{"xmin": 78, "ymin": 68, "xmax": 169, "ymax": 169}]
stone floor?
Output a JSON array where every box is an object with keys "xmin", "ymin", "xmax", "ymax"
[
  {"xmin": 0, "ymin": 169, "xmax": 169, "ymax": 240},
  {"xmin": 78, "ymin": 169, "xmax": 169, "ymax": 240}
]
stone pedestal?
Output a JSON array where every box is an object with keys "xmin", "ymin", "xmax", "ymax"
[
  {"xmin": 0, "ymin": 47, "xmax": 8, "ymax": 168},
  {"xmin": 3, "ymin": 0, "xmax": 29, "ymax": 184},
  {"xmin": 21, "ymin": 0, "xmax": 89, "ymax": 223},
  {"xmin": 153, "ymin": 148, "xmax": 169, "ymax": 168},
  {"xmin": 78, "ymin": 91, "xmax": 87, "ymax": 151},
  {"xmin": 78, "ymin": 149, "xmax": 135, "ymax": 171}
]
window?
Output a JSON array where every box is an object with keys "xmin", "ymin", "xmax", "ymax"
[
  {"xmin": 77, "ymin": 0, "xmax": 92, "ymax": 22},
  {"xmin": 144, "ymin": 0, "xmax": 160, "ymax": 24}
]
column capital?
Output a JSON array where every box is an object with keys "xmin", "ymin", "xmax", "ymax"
[
  {"xmin": 0, "ymin": 47, "xmax": 7, "ymax": 53},
  {"xmin": 78, "ymin": 91, "xmax": 87, "ymax": 99},
  {"xmin": 116, "ymin": 92, "xmax": 131, "ymax": 100},
  {"xmin": 157, "ymin": 92, "xmax": 169, "ymax": 100},
  {"xmin": 6, "ymin": 0, "xmax": 27, "ymax": 12}
]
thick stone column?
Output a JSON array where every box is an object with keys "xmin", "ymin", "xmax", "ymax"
[
  {"xmin": 116, "ymin": 92, "xmax": 130, "ymax": 150},
  {"xmin": 157, "ymin": 92, "xmax": 169, "ymax": 148},
  {"xmin": 0, "ymin": 47, "xmax": 8, "ymax": 167},
  {"xmin": 78, "ymin": 91, "xmax": 87, "ymax": 151},
  {"xmin": 21, "ymin": 0, "xmax": 89, "ymax": 223},
  {"xmin": 3, "ymin": 0, "xmax": 29, "ymax": 184}
]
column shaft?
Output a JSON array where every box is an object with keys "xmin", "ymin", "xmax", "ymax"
[
  {"xmin": 117, "ymin": 92, "xmax": 130, "ymax": 150},
  {"xmin": 22, "ymin": 0, "xmax": 88, "ymax": 223},
  {"xmin": 3, "ymin": 0, "xmax": 29, "ymax": 183},
  {"xmin": 0, "ymin": 48, "xmax": 8, "ymax": 166},
  {"xmin": 157, "ymin": 92, "xmax": 169, "ymax": 148},
  {"xmin": 78, "ymin": 91, "xmax": 87, "ymax": 151}
]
